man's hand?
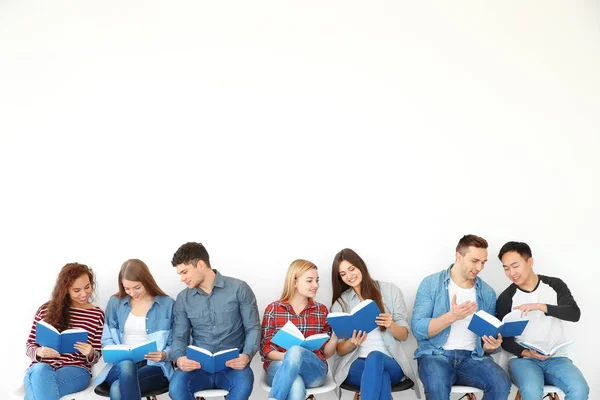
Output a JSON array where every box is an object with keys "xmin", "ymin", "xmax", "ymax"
[
  {"xmin": 522, "ymin": 349, "xmax": 552, "ymax": 361},
  {"xmin": 225, "ymin": 353, "xmax": 250, "ymax": 370},
  {"xmin": 449, "ymin": 295, "xmax": 477, "ymax": 322},
  {"xmin": 176, "ymin": 356, "xmax": 201, "ymax": 371},
  {"xmin": 513, "ymin": 303, "xmax": 547, "ymax": 316},
  {"xmin": 482, "ymin": 334, "xmax": 503, "ymax": 352}
]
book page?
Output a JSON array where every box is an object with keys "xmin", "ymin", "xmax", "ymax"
[
  {"xmin": 501, "ymin": 310, "xmax": 527, "ymax": 323},
  {"xmin": 306, "ymin": 333, "xmax": 329, "ymax": 341},
  {"xmin": 38, "ymin": 320, "xmax": 59, "ymax": 333},
  {"xmin": 104, "ymin": 344, "xmax": 132, "ymax": 350},
  {"xmin": 551, "ymin": 340, "xmax": 574, "ymax": 354},
  {"xmin": 326, "ymin": 312, "xmax": 350, "ymax": 318},
  {"xmin": 474, "ymin": 310, "xmax": 502, "ymax": 327},
  {"xmin": 62, "ymin": 328, "xmax": 88, "ymax": 334},
  {"xmin": 213, "ymin": 348, "xmax": 239, "ymax": 357},
  {"xmin": 188, "ymin": 345, "xmax": 213, "ymax": 356},
  {"xmin": 281, "ymin": 321, "xmax": 305, "ymax": 340},
  {"xmin": 350, "ymin": 299, "xmax": 374, "ymax": 315}
]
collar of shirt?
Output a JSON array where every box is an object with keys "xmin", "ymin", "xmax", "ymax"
[{"xmin": 191, "ymin": 269, "xmax": 225, "ymax": 296}]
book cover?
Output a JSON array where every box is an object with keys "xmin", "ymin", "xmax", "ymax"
[
  {"xmin": 271, "ymin": 321, "xmax": 329, "ymax": 351},
  {"xmin": 467, "ymin": 310, "xmax": 528, "ymax": 338},
  {"xmin": 103, "ymin": 340, "xmax": 158, "ymax": 363},
  {"xmin": 36, "ymin": 320, "xmax": 89, "ymax": 354},
  {"xmin": 187, "ymin": 345, "xmax": 239, "ymax": 374},
  {"xmin": 326, "ymin": 299, "xmax": 381, "ymax": 339},
  {"xmin": 519, "ymin": 340, "xmax": 574, "ymax": 356}
]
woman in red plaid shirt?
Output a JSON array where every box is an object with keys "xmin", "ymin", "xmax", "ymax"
[{"xmin": 260, "ymin": 259, "xmax": 339, "ymax": 400}]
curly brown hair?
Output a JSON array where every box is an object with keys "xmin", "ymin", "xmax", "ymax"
[{"xmin": 44, "ymin": 263, "xmax": 96, "ymax": 331}]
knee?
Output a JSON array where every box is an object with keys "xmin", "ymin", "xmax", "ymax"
[
  {"xmin": 366, "ymin": 350, "xmax": 385, "ymax": 363},
  {"xmin": 117, "ymin": 360, "xmax": 137, "ymax": 376},
  {"xmin": 518, "ymin": 382, "xmax": 543, "ymax": 400},
  {"xmin": 27, "ymin": 363, "xmax": 52, "ymax": 380},
  {"xmin": 283, "ymin": 346, "xmax": 304, "ymax": 365},
  {"xmin": 566, "ymin": 381, "xmax": 590, "ymax": 400}
]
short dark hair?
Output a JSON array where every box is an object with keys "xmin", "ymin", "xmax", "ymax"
[
  {"xmin": 456, "ymin": 234, "xmax": 488, "ymax": 255},
  {"xmin": 171, "ymin": 242, "xmax": 211, "ymax": 268},
  {"xmin": 498, "ymin": 241, "xmax": 532, "ymax": 261}
]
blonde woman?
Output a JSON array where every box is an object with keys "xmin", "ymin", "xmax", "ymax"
[{"xmin": 260, "ymin": 260, "xmax": 338, "ymax": 400}]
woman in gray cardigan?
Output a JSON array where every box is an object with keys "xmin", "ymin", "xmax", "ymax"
[{"xmin": 330, "ymin": 248, "xmax": 420, "ymax": 400}]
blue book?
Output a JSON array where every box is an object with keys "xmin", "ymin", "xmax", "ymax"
[
  {"xmin": 102, "ymin": 340, "xmax": 158, "ymax": 363},
  {"xmin": 271, "ymin": 321, "xmax": 330, "ymax": 351},
  {"xmin": 326, "ymin": 299, "xmax": 381, "ymax": 339},
  {"xmin": 35, "ymin": 320, "xmax": 88, "ymax": 354},
  {"xmin": 467, "ymin": 310, "xmax": 528, "ymax": 338},
  {"xmin": 186, "ymin": 345, "xmax": 239, "ymax": 374}
]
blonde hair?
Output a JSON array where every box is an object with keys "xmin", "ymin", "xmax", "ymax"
[
  {"xmin": 116, "ymin": 259, "xmax": 168, "ymax": 298},
  {"xmin": 279, "ymin": 259, "xmax": 318, "ymax": 302}
]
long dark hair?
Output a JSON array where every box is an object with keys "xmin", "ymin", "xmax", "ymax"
[
  {"xmin": 331, "ymin": 248, "xmax": 385, "ymax": 330},
  {"xmin": 44, "ymin": 263, "xmax": 96, "ymax": 331},
  {"xmin": 116, "ymin": 259, "xmax": 168, "ymax": 298}
]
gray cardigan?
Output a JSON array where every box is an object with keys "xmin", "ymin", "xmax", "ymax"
[{"xmin": 330, "ymin": 281, "xmax": 421, "ymax": 399}]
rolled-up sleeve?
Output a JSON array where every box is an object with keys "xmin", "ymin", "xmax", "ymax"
[
  {"xmin": 411, "ymin": 278, "xmax": 434, "ymax": 341},
  {"xmin": 238, "ymin": 282, "xmax": 261, "ymax": 360}
]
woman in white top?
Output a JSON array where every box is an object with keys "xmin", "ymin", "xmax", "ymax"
[
  {"xmin": 330, "ymin": 248, "xmax": 420, "ymax": 400},
  {"xmin": 97, "ymin": 259, "xmax": 175, "ymax": 400}
]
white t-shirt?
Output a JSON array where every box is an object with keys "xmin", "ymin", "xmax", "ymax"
[
  {"xmin": 357, "ymin": 327, "xmax": 393, "ymax": 358},
  {"xmin": 122, "ymin": 313, "xmax": 148, "ymax": 345},
  {"xmin": 442, "ymin": 278, "xmax": 477, "ymax": 351}
]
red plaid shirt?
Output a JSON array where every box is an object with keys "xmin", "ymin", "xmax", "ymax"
[{"xmin": 260, "ymin": 299, "xmax": 331, "ymax": 370}]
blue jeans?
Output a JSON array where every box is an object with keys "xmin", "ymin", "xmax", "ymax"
[
  {"xmin": 266, "ymin": 346, "xmax": 327, "ymax": 400},
  {"xmin": 344, "ymin": 351, "xmax": 404, "ymax": 400},
  {"xmin": 169, "ymin": 364, "xmax": 254, "ymax": 400},
  {"xmin": 105, "ymin": 360, "xmax": 169, "ymax": 400},
  {"xmin": 24, "ymin": 363, "xmax": 90, "ymax": 400},
  {"xmin": 509, "ymin": 357, "xmax": 589, "ymax": 400},
  {"xmin": 418, "ymin": 350, "xmax": 510, "ymax": 400}
]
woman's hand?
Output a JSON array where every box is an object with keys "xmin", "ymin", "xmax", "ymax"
[
  {"xmin": 36, "ymin": 346, "xmax": 60, "ymax": 359},
  {"xmin": 145, "ymin": 351, "xmax": 166, "ymax": 362},
  {"xmin": 73, "ymin": 342, "xmax": 94, "ymax": 360},
  {"xmin": 349, "ymin": 330, "xmax": 368, "ymax": 347},
  {"xmin": 375, "ymin": 313, "xmax": 394, "ymax": 328}
]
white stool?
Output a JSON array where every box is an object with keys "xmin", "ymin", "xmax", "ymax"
[
  {"xmin": 259, "ymin": 370, "xmax": 338, "ymax": 399},
  {"xmin": 515, "ymin": 385, "xmax": 565, "ymax": 400},
  {"xmin": 194, "ymin": 388, "xmax": 229, "ymax": 400},
  {"xmin": 451, "ymin": 385, "xmax": 484, "ymax": 400}
]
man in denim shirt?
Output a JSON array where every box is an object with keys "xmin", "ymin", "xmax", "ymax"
[
  {"xmin": 411, "ymin": 235, "xmax": 510, "ymax": 400},
  {"xmin": 168, "ymin": 242, "xmax": 261, "ymax": 400}
]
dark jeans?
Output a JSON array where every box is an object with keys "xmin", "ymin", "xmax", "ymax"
[
  {"xmin": 169, "ymin": 364, "xmax": 254, "ymax": 400},
  {"xmin": 105, "ymin": 360, "xmax": 168, "ymax": 400}
]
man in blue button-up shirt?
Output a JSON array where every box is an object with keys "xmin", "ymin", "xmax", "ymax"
[
  {"xmin": 168, "ymin": 242, "xmax": 261, "ymax": 400},
  {"xmin": 411, "ymin": 235, "xmax": 510, "ymax": 400}
]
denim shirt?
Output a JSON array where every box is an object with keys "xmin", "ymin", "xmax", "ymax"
[
  {"xmin": 171, "ymin": 270, "xmax": 261, "ymax": 362},
  {"xmin": 95, "ymin": 294, "xmax": 175, "ymax": 384},
  {"xmin": 411, "ymin": 265, "xmax": 497, "ymax": 360}
]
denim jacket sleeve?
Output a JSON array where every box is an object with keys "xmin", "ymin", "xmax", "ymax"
[
  {"xmin": 411, "ymin": 276, "xmax": 436, "ymax": 341},
  {"xmin": 238, "ymin": 281, "xmax": 261, "ymax": 360},
  {"xmin": 161, "ymin": 297, "xmax": 175, "ymax": 361},
  {"xmin": 101, "ymin": 296, "xmax": 119, "ymax": 347}
]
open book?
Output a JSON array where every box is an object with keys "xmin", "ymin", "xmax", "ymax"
[
  {"xmin": 271, "ymin": 321, "xmax": 329, "ymax": 351},
  {"xmin": 468, "ymin": 310, "xmax": 528, "ymax": 338},
  {"xmin": 326, "ymin": 299, "xmax": 381, "ymax": 339},
  {"xmin": 35, "ymin": 320, "xmax": 88, "ymax": 354},
  {"xmin": 103, "ymin": 340, "xmax": 158, "ymax": 363},
  {"xmin": 186, "ymin": 345, "xmax": 239, "ymax": 374},
  {"xmin": 519, "ymin": 340, "xmax": 574, "ymax": 356}
]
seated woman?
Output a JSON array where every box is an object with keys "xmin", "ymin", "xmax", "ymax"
[
  {"xmin": 330, "ymin": 248, "xmax": 420, "ymax": 400},
  {"xmin": 25, "ymin": 262, "xmax": 106, "ymax": 400},
  {"xmin": 96, "ymin": 259, "xmax": 175, "ymax": 400},
  {"xmin": 260, "ymin": 259, "xmax": 338, "ymax": 400}
]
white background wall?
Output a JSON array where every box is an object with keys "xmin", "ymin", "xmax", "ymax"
[{"xmin": 1, "ymin": 0, "xmax": 599, "ymax": 398}]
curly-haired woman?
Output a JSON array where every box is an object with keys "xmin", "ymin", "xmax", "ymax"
[{"xmin": 24, "ymin": 262, "xmax": 105, "ymax": 400}]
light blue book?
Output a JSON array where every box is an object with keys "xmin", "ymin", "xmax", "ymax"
[
  {"xmin": 35, "ymin": 320, "xmax": 88, "ymax": 354},
  {"xmin": 518, "ymin": 340, "xmax": 574, "ymax": 356},
  {"xmin": 271, "ymin": 321, "xmax": 329, "ymax": 351},
  {"xmin": 186, "ymin": 345, "xmax": 239, "ymax": 374},
  {"xmin": 467, "ymin": 310, "xmax": 528, "ymax": 338},
  {"xmin": 102, "ymin": 340, "xmax": 158, "ymax": 363},
  {"xmin": 326, "ymin": 299, "xmax": 381, "ymax": 339}
]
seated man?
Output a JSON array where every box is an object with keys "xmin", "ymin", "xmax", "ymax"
[
  {"xmin": 412, "ymin": 234, "xmax": 510, "ymax": 400},
  {"xmin": 168, "ymin": 242, "xmax": 261, "ymax": 400},
  {"xmin": 496, "ymin": 241, "xmax": 589, "ymax": 400}
]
